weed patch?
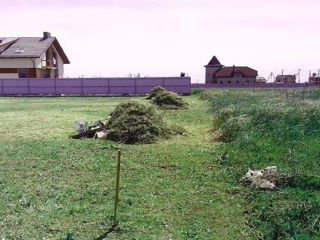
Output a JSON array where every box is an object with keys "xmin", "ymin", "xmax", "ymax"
[{"xmin": 205, "ymin": 89, "xmax": 320, "ymax": 238}]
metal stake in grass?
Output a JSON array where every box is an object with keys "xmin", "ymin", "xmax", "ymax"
[{"xmin": 113, "ymin": 150, "xmax": 121, "ymax": 227}]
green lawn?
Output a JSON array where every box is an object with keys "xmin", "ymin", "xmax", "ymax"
[{"xmin": 0, "ymin": 96, "xmax": 254, "ymax": 240}]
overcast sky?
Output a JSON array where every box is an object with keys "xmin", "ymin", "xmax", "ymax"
[{"xmin": 1, "ymin": 0, "xmax": 320, "ymax": 82}]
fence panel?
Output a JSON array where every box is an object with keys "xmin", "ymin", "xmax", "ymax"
[
  {"xmin": 191, "ymin": 83, "xmax": 313, "ymax": 89},
  {"xmin": 0, "ymin": 77, "xmax": 191, "ymax": 96}
]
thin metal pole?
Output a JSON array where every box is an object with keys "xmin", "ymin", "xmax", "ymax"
[{"xmin": 113, "ymin": 150, "xmax": 121, "ymax": 227}]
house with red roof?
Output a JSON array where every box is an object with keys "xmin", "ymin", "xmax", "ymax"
[{"xmin": 205, "ymin": 56, "xmax": 258, "ymax": 84}]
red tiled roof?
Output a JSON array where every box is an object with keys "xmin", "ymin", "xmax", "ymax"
[{"xmin": 215, "ymin": 66, "xmax": 258, "ymax": 78}]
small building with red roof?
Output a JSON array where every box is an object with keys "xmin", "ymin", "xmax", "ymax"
[{"xmin": 205, "ymin": 55, "xmax": 258, "ymax": 84}]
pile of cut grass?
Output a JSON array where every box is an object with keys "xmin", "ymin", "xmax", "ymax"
[
  {"xmin": 106, "ymin": 101, "xmax": 184, "ymax": 144},
  {"xmin": 147, "ymin": 86, "xmax": 188, "ymax": 110},
  {"xmin": 146, "ymin": 86, "xmax": 166, "ymax": 100}
]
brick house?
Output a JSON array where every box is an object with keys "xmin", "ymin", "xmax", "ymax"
[
  {"xmin": 275, "ymin": 75, "xmax": 296, "ymax": 84},
  {"xmin": 0, "ymin": 32, "xmax": 70, "ymax": 78},
  {"xmin": 309, "ymin": 73, "xmax": 320, "ymax": 85},
  {"xmin": 205, "ymin": 55, "xmax": 258, "ymax": 84}
]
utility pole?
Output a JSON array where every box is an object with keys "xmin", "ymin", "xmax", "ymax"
[
  {"xmin": 298, "ymin": 69, "xmax": 301, "ymax": 83},
  {"xmin": 268, "ymin": 72, "xmax": 274, "ymax": 83}
]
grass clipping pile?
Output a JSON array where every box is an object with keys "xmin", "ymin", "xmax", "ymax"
[
  {"xmin": 147, "ymin": 86, "xmax": 188, "ymax": 110},
  {"xmin": 72, "ymin": 101, "xmax": 185, "ymax": 144}
]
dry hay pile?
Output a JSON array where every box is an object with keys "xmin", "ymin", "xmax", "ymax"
[{"xmin": 147, "ymin": 86, "xmax": 188, "ymax": 110}]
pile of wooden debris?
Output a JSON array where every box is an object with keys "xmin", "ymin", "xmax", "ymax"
[{"xmin": 70, "ymin": 118, "xmax": 110, "ymax": 140}]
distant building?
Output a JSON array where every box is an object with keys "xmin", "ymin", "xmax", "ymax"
[
  {"xmin": 309, "ymin": 73, "xmax": 320, "ymax": 85},
  {"xmin": 256, "ymin": 76, "xmax": 267, "ymax": 84},
  {"xmin": 275, "ymin": 75, "xmax": 296, "ymax": 84},
  {"xmin": 0, "ymin": 32, "xmax": 70, "ymax": 78},
  {"xmin": 205, "ymin": 55, "xmax": 258, "ymax": 84}
]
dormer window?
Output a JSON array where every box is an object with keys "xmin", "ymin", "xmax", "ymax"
[
  {"xmin": 15, "ymin": 49, "xmax": 24, "ymax": 54},
  {"xmin": 234, "ymin": 72, "xmax": 242, "ymax": 78}
]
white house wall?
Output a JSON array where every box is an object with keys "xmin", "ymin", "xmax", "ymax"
[
  {"xmin": 0, "ymin": 58, "xmax": 37, "ymax": 68},
  {"xmin": 0, "ymin": 73, "xmax": 19, "ymax": 78},
  {"xmin": 52, "ymin": 45, "xmax": 64, "ymax": 78},
  {"xmin": 216, "ymin": 77, "xmax": 256, "ymax": 84}
]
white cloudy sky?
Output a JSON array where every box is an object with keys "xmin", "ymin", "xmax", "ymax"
[{"xmin": 1, "ymin": 0, "xmax": 320, "ymax": 82}]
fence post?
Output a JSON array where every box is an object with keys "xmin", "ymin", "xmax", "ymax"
[
  {"xmin": 27, "ymin": 78, "xmax": 30, "ymax": 95},
  {"xmin": 134, "ymin": 78, "xmax": 137, "ymax": 95},
  {"xmin": 81, "ymin": 78, "xmax": 84, "ymax": 96},
  {"xmin": 0, "ymin": 79, "xmax": 3, "ymax": 95},
  {"xmin": 108, "ymin": 79, "xmax": 111, "ymax": 94},
  {"xmin": 54, "ymin": 78, "xmax": 57, "ymax": 96},
  {"xmin": 113, "ymin": 150, "xmax": 121, "ymax": 227}
]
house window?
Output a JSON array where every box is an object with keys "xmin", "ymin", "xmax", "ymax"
[
  {"xmin": 236, "ymin": 81, "xmax": 239, "ymax": 84},
  {"xmin": 228, "ymin": 81, "xmax": 231, "ymax": 84},
  {"xmin": 220, "ymin": 81, "xmax": 223, "ymax": 84},
  {"xmin": 42, "ymin": 70, "xmax": 51, "ymax": 78},
  {"xmin": 246, "ymin": 80, "xmax": 250, "ymax": 83},
  {"xmin": 18, "ymin": 68, "xmax": 29, "ymax": 78},
  {"xmin": 234, "ymin": 73, "xmax": 242, "ymax": 78}
]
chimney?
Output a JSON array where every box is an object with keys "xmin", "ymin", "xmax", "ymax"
[{"xmin": 43, "ymin": 32, "xmax": 51, "ymax": 39}]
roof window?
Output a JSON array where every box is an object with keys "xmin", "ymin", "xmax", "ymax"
[{"xmin": 15, "ymin": 49, "xmax": 25, "ymax": 54}]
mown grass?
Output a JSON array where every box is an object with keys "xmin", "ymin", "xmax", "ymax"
[
  {"xmin": 0, "ymin": 96, "xmax": 255, "ymax": 239},
  {"xmin": 204, "ymin": 89, "xmax": 320, "ymax": 239}
]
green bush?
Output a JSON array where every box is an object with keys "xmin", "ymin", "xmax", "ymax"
[{"xmin": 191, "ymin": 89, "xmax": 204, "ymax": 96}]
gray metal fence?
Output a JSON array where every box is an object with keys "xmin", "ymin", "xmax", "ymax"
[
  {"xmin": 0, "ymin": 77, "xmax": 191, "ymax": 96},
  {"xmin": 191, "ymin": 83, "xmax": 313, "ymax": 89}
]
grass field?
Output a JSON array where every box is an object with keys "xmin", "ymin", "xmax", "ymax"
[
  {"xmin": 1, "ymin": 90, "xmax": 320, "ymax": 239},
  {"xmin": 0, "ymin": 95, "xmax": 253, "ymax": 240}
]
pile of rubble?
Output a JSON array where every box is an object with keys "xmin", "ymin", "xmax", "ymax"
[
  {"xmin": 71, "ymin": 118, "xmax": 109, "ymax": 140},
  {"xmin": 240, "ymin": 166, "xmax": 291, "ymax": 190}
]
